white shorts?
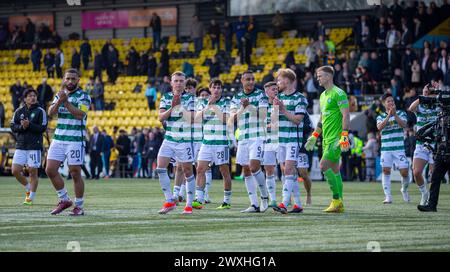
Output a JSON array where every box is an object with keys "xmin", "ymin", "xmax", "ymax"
[
  {"xmin": 236, "ymin": 139, "xmax": 264, "ymax": 166},
  {"xmin": 277, "ymin": 143, "xmax": 299, "ymax": 164},
  {"xmin": 297, "ymin": 152, "xmax": 309, "ymax": 169},
  {"xmin": 158, "ymin": 140, "xmax": 194, "ymax": 163},
  {"xmin": 193, "ymin": 142, "xmax": 202, "ymax": 161},
  {"xmin": 413, "ymin": 144, "xmax": 434, "ymax": 165},
  {"xmin": 381, "ymin": 151, "xmax": 409, "ymax": 169},
  {"xmin": 12, "ymin": 149, "xmax": 42, "ymax": 168},
  {"xmin": 263, "ymin": 150, "xmax": 277, "ymax": 166},
  {"xmin": 47, "ymin": 141, "xmax": 85, "ymax": 166},
  {"xmin": 198, "ymin": 145, "xmax": 230, "ymax": 165}
]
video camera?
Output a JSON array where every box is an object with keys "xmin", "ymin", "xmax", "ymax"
[{"xmin": 416, "ymin": 89, "xmax": 450, "ymax": 159}]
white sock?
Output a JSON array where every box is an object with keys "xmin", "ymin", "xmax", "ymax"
[
  {"xmin": 245, "ymin": 176, "xmax": 259, "ymax": 207},
  {"xmin": 185, "ymin": 175, "xmax": 196, "ymax": 207},
  {"xmin": 205, "ymin": 169, "xmax": 212, "ymax": 200},
  {"xmin": 29, "ymin": 191, "xmax": 36, "ymax": 201},
  {"xmin": 172, "ymin": 186, "xmax": 181, "ymax": 199},
  {"xmin": 25, "ymin": 183, "xmax": 30, "ymax": 192},
  {"xmin": 382, "ymin": 174, "xmax": 392, "ymax": 200},
  {"xmin": 195, "ymin": 186, "xmax": 205, "ymax": 203},
  {"xmin": 282, "ymin": 175, "xmax": 296, "ymax": 207},
  {"xmin": 253, "ymin": 169, "xmax": 268, "ymax": 198},
  {"xmin": 224, "ymin": 190, "xmax": 232, "ymax": 204},
  {"xmin": 56, "ymin": 188, "xmax": 70, "ymax": 201},
  {"xmin": 292, "ymin": 180, "xmax": 302, "ymax": 207},
  {"xmin": 281, "ymin": 175, "xmax": 285, "ymax": 186},
  {"xmin": 179, "ymin": 183, "xmax": 186, "ymax": 198},
  {"xmin": 418, "ymin": 184, "xmax": 428, "ymax": 194},
  {"xmin": 266, "ymin": 175, "xmax": 276, "ymax": 202},
  {"xmin": 75, "ymin": 198, "xmax": 84, "ymax": 208},
  {"xmin": 401, "ymin": 175, "xmax": 409, "ymax": 192},
  {"xmin": 156, "ymin": 168, "xmax": 173, "ymax": 202}
]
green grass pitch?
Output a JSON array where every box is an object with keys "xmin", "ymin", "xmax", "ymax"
[{"xmin": 1, "ymin": 177, "xmax": 449, "ymax": 252}]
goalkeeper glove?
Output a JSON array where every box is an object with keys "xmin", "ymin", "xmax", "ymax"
[
  {"xmin": 339, "ymin": 130, "xmax": 350, "ymax": 152},
  {"xmin": 305, "ymin": 131, "xmax": 320, "ymax": 151}
]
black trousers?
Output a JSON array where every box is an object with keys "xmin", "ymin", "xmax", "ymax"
[
  {"xmin": 428, "ymin": 157, "xmax": 450, "ymax": 208},
  {"xmin": 89, "ymin": 152, "xmax": 103, "ymax": 179}
]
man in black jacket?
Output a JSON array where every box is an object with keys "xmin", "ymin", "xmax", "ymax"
[
  {"xmin": 80, "ymin": 38, "xmax": 92, "ymax": 70},
  {"xmin": 10, "ymin": 88, "xmax": 47, "ymax": 205},
  {"xmin": 10, "ymin": 80, "xmax": 24, "ymax": 111},
  {"xmin": 36, "ymin": 78, "xmax": 54, "ymax": 110},
  {"xmin": 116, "ymin": 129, "xmax": 131, "ymax": 178},
  {"xmin": 89, "ymin": 126, "xmax": 104, "ymax": 180}
]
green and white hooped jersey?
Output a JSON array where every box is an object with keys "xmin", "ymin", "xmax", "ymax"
[
  {"xmin": 51, "ymin": 89, "xmax": 91, "ymax": 143},
  {"xmin": 192, "ymin": 96, "xmax": 204, "ymax": 143},
  {"xmin": 264, "ymin": 102, "xmax": 279, "ymax": 147},
  {"xmin": 197, "ymin": 97, "xmax": 230, "ymax": 146},
  {"xmin": 415, "ymin": 104, "xmax": 440, "ymax": 146},
  {"xmin": 159, "ymin": 92, "xmax": 194, "ymax": 143},
  {"xmin": 230, "ymin": 88, "xmax": 268, "ymax": 141},
  {"xmin": 377, "ymin": 110, "xmax": 407, "ymax": 152},
  {"xmin": 278, "ymin": 91, "xmax": 308, "ymax": 145}
]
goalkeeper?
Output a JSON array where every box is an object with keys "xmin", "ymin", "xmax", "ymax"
[{"xmin": 305, "ymin": 66, "xmax": 350, "ymax": 213}]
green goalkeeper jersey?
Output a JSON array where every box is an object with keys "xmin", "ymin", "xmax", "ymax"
[{"xmin": 320, "ymin": 85, "xmax": 349, "ymax": 145}]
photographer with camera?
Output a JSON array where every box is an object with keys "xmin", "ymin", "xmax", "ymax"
[
  {"xmin": 408, "ymin": 83, "xmax": 440, "ymax": 206},
  {"xmin": 416, "ymin": 84, "xmax": 450, "ymax": 212}
]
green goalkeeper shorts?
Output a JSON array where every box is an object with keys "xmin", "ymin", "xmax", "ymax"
[{"xmin": 322, "ymin": 139, "xmax": 341, "ymax": 164}]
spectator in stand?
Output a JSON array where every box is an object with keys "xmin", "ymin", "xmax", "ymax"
[
  {"xmin": 401, "ymin": 46, "xmax": 417, "ymax": 86},
  {"xmin": 348, "ymin": 50, "xmax": 359, "ymax": 75},
  {"xmin": 84, "ymin": 77, "xmax": 95, "ymax": 98},
  {"xmin": 93, "ymin": 50, "xmax": 103, "ymax": 82},
  {"xmin": 116, "ymin": 129, "xmax": 131, "ymax": 178},
  {"xmin": 0, "ymin": 101, "xmax": 4, "ymax": 128},
  {"xmin": 80, "ymin": 38, "xmax": 92, "ymax": 70},
  {"xmin": 248, "ymin": 16, "xmax": 258, "ymax": 48},
  {"xmin": 36, "ymin": 78, "xmax": 53, "ymax": 110},
  {"xmin": 191, "ymin": 15, "xmax": 205, "ymax": 54},
  {"xmin": 37, "ymin": 23, "xmax": 51, "ymax": 43},
  {"xmin": 358, "ymin": 51, "xmax": 370, "ymax": 68},
  {"xmin": 51, "ymin": 31, "xmax": 62, "ymax": 48},
  {"xmin": 386, "ymin": 24, "xmax": 401, "ymax": 65},
  {"xmin": 54, "ymin": 48, "xmax": 64, "ymax": 78},
  {"xmin": 313, "ymin": 19, "xmax": 326, "ymax": 41},
  {"xmin": 10, "ymin": 26, "xmax": 24, "ymax": 47},
  {"xmin": 428, "ymin": 61, "xmax": 444, "ymax": 82},
  {"xmin": 234, "ymin": 16, "xmax": 247, "ymax": 52},
  {"xmin": 145, "ymin": 80, "xmax": 157, "ymax": 111},
  {"xmin": 427, "ymin": 5, "xmax": 440, "ymax": 31},
  {"xmin": 126, "ymin": 46, "xmax": 139, "ymax": 76},
  {"xmin": 375, "ymin": 17, "xmax": 388, "ymax": 49},
  {"xmin": 92, "ymin": 77, "xmax": 105, "ymax": 110},
  {"xmin": 10, "ymin": 80, "xmax": 23, "ymax": 111},
  {"xmin": 223, "ymin": 20, "xmax": 233, "ymax": 52},
  {"xmin": 30, "ymin": 43, "xmax": 42, "ymax": 72},
  {"xmin": 182, "ymin": 61, "xmax": 194, "ymax": 78},
  {"xmin": 445, "ymin": 58, "xmax": 450, "ymax": 87},
  {"xmin": 102, "ymin": 130, "xmax": 114, "ymax": 179},
  {"xmin": 440, "ymin": 0, "xmax": 450, "ymax": 22},
  {"xmin": 139, "ymin": 50, "xmax": 149, "ymax": 76},
  {"xmin": 147, "ymin": 52, "xmax": 157, "ymax": 79},
  {"xmin": 89, "ymin": 126, "xmax": 104, "ymax": 180},
  {"xmin": 43, "ymin": 48, "xmax": 55, "ymax": 78},
  {"xmin": 209, "ymin": 56, "xmax": 221, "ymax": 78},
  {"xmin": 411, "ymin": 59, "xmax": 421, "ymax": 87},
  {"xmin": 14, "ymin": 51, "xmax": 29, "ymax": 64},
  {"xmin": 71, "ymin": 47, "xmax": 81, "ymax": 71},
  {"xmin": 304, "ymin": 71, "xmax": 319, "ymax": 101},
  {"xmin": 101, "ymin": 39, "xmax": 113, "ymax": 67},
  {"xmin": 363, "ymin": 132, "xmax": 378, "ymax": 182},
  {"xmin": 208, "ymin": 19, "xmax": 221, "ymax": 51},
  {"xmin": 0, "ymin": 23, "xmax": 8, "ymax": 48},
  {"xmin": 413, "ymin": 16, "xmax": 426, "ymax": 40},
  {"xmin": 159, "ymin": 75, "xmax": 172, "ymax": 94},
  {"xmin": 144, "ymin": 131, "xmax": 159, "ymax": 178},
  {"xmin": 368, "ymin": 52, "xmax": 382, "ymax": 83},
  {"xmin": 159, "ymin": 44, "xmax": 170, "ymax": 77},
  {"xmin": 24, "ymin": 18, "xmax": 35, "ymax": 44},
  {"xmin": 400, "ymin": 22, "xmax": 413, "ymax": 47},
  {"xmin": 390, "ymin": 0, "xmax": 403, "ymax": 27},
  {"xmin": 106, "ymin": 44, "xmax": 119, "ymax": 84},
  {"xmin": 420, "ymin": 47, "xmax": 433, "ymax": 82},
  {"xmin": 271, "ymin": 10, "xmax": 284, "ymax": 39},
  {"xmin": 437, "ymin": 49, "xmax": 449, "ymax": 75},
  {"xmin": 149, "ymin": 12, "xmax": 162, "ymax": 51}
]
